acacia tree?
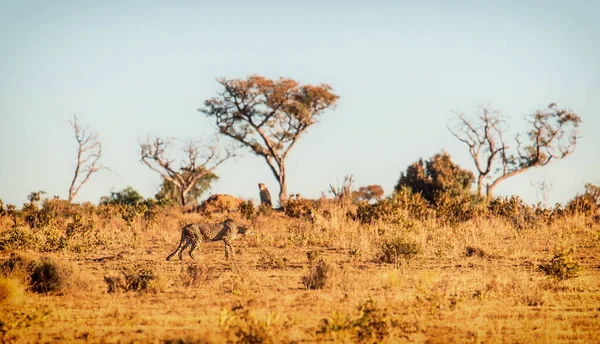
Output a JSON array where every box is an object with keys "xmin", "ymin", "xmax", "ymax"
[
  {"xmin": 200, "ymin": 75, "xmax": 339, "ymax": 205},
  {"xmin": 68, "ymin": 115, "xmax": 104, "ymax": 202},
  {"xmin": 449, "ymin": 103, "xmax": 581, "ymax": 199},
  {"xmin": 140, "ymin": 136, "xmax": 233, "ymax": 206}
]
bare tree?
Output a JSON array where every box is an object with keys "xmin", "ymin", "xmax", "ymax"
[
  {"xmin": 68, "ymin": 115, "xmax": 104, "ymax": 202},
  {"xmin": 140, "ymin": 136, "xmax": 234, "ymax": 206},
  {"xmin": 531, "ymin": 180, "xmax": 553, "ymax": 208},
  {"xmin": 449, "ymin": 103, "xmax": 581, "ymax": 199},
  {"xmin": 448, "ymin": 106, "xmax": 508, "ymax": 196},
  {"xmin": 200, "ymin": 75, "xmax": 339, "ymax": 205}
]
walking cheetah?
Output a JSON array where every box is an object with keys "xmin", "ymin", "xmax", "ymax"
[{"xmin": 166, "ymin": 219, "xmax": 252, "ymax": 261}]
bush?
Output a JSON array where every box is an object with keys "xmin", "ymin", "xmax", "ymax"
[
  {"xmin": 379, "ymin": 237, "xmax": 421, "ymax": 266},
  {"xmin": 284, "ymin": 199, "xmax": 319, "ymax": 220},
  {"xmin": 435, "ymin": 190, "xmax": 487, "ymax": 224},
  {"xmin": 356, "ymin": 188, "xmax": 431, "ymax": 225},
  {"xmin": 0, "ymin": 227, "xmax": 39, "ymax": 251},
  {"xmin": 395, "ymin": 151, "xmax": 474, "ymax": 205},
  {"xmin": 539, "ymin": 248, "xmax": 580, "ymax": 282},
  {"xmin": 238, "ymin": 200, "xmax": 255, "ymax": 221},
  {"xmin": 2, "ymin": 254, "xmax": 78, "ymax": 295},
  {"xmin": 29, "ymin": 259, "xmax": 66, "ymax": 294},
  {"xmin": 105, "ymin": 263, "xmax": 164, "ymax": 293}
]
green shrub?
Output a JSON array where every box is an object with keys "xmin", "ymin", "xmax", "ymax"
[
  {"xmin": 238, "ymin": 200, "xmax": 255, "ymax": 221},
  {"xmin": 0, "ymin": 227, "xmax": 39, "ymax": 251},
  {"xmin": 539, "ymin": 248, "xmax": 580, "ymax": 282}
]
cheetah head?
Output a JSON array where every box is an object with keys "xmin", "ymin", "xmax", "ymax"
[{"xmin": 239, "ymin": 224, "xmax": 254, "ymax": 236}]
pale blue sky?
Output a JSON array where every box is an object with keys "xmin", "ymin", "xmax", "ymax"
[{"xmin": 1, "ymin": 0, "xmax": 598, "ymax": 207}]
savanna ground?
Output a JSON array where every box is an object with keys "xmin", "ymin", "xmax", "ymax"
[{"xmin": 0, "ymin": 196, "xmax": 599, "ymax": 343}]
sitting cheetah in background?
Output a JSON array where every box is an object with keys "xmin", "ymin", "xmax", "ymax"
[{"xmin": 166, "ymin": 218, "xmax": 252, "ymax": 261}]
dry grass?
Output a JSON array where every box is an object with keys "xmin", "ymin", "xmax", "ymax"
[{"xmin": 0, "ymin": 205, "xmax": 599, "ymax": 343}]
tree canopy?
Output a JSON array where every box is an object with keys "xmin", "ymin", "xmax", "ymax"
[
  {"xmin": 200, "ymin": 75, "xmax": 339, "ymax": 205},
  {"xmin": 395, "ymin": 151, "xmax": 474, "ymax": 204}
]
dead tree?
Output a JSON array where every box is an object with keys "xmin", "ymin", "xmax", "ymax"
[
  {"xmin": 140, "ymin": 136, "xmax": 234, "ymax": 206},
  {"xmin": 68, "ymin": 115, "xmax": 104, "ymax": 202},
  {"xmin": 447, "ymin": 106, "xmax": 508, "ymax": 196},
  {"xmin": 449, "ymin": 103, "xmax": 581, "ymax": 199}
]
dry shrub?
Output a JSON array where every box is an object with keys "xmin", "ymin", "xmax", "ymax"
[
  {"xmin": 465, "ymin": 246, "xmax": 486, "ymax": 258},
  {"xmin": 104, "ymin": 263, "xmax": 164, "ymax": 293},
  {"xmin": 284, "ymin": 199, "xmax": 319, "ymax": 220},
  {"xmin": 316, "ymin": 297, "xmax": 392, "ymax": 343},
  {"xmin": 1, "ymin": 253, "xmax": 88, "ymax": 295},
  {"xmin": 219, "ymin": 304, "xmax": 277, "ymax": 344},
  {"xmin": 257, "ymin": 249, "xmax": 287, "ymax": 269},
  {"xmin": 379, "ymin": 237, "xmax": 421, "ymax": 266},
  {"xmin": 302, "ymin": 252, "xmax": 329, "ymax": 290}
]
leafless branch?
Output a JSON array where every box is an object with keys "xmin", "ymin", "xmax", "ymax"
[{"xmin": 68, "ymin": 115, "xmax": 104, "ymax": 201}]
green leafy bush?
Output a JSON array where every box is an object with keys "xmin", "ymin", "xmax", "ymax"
[
  {"xmin": 238, "ymin": 200, "xmax": 255, "ymax": 221},
  {"xmin": 539, "ymin": 248, "xmax": 580, "ymax": 282}
]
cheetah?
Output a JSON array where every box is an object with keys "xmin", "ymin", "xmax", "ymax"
[
  {"xmin": 258, "ymin": 183, "xmax": 273, "ymax": 207},
  {"xmin": 166, "ymin": 218, "xmax": 252, "ymax": 261}
]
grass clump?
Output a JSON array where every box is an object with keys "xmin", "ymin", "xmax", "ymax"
[
  {"xmin": 302, "ymin": 251, "xmax": 329, "ymax": 290},
  {"xmin": 317, "ymin": 297, "xmax": 393, "ymax": 343},
  {"xmin": 180, "ymin": 263, "xmax": 219, "ymax": 287},
  {"xmin": 0, "ymin": 278, "xmax": 25, "ymax": 305},
  {"xmin": 219, "ymin": 304, "xmax": 277, "ymax": 344},
  {"xmin": 379, "ymin": 236, "xmax": 421, "ymax": 266}
]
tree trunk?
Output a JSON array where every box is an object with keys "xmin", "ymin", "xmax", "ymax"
[
  {"xmin": 180, "ymin": 189, "xmax": 187, "ymax": 206},
  {"xmin": 486, "ymin": 167, "xmax": 529, "ymax": 200},
  {"xmin": 476, "ymin": 175, "xmax": 484, "ymax": 196},
  {"xmin": 278, "ymin": 165, "xmax": 287, "ymax": 207}
]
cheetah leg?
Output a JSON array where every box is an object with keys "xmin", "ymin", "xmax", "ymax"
[
  {"xmin": 179, "ymin": 242, "xmax": 191, "ymax": 260},
  {"xmin": 189, "ymin": 242, "xmax": 198, "ymax": 259},
  {"xmin": 223, "ymin": 239, "xmax": 233, "ymax": 259}
]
